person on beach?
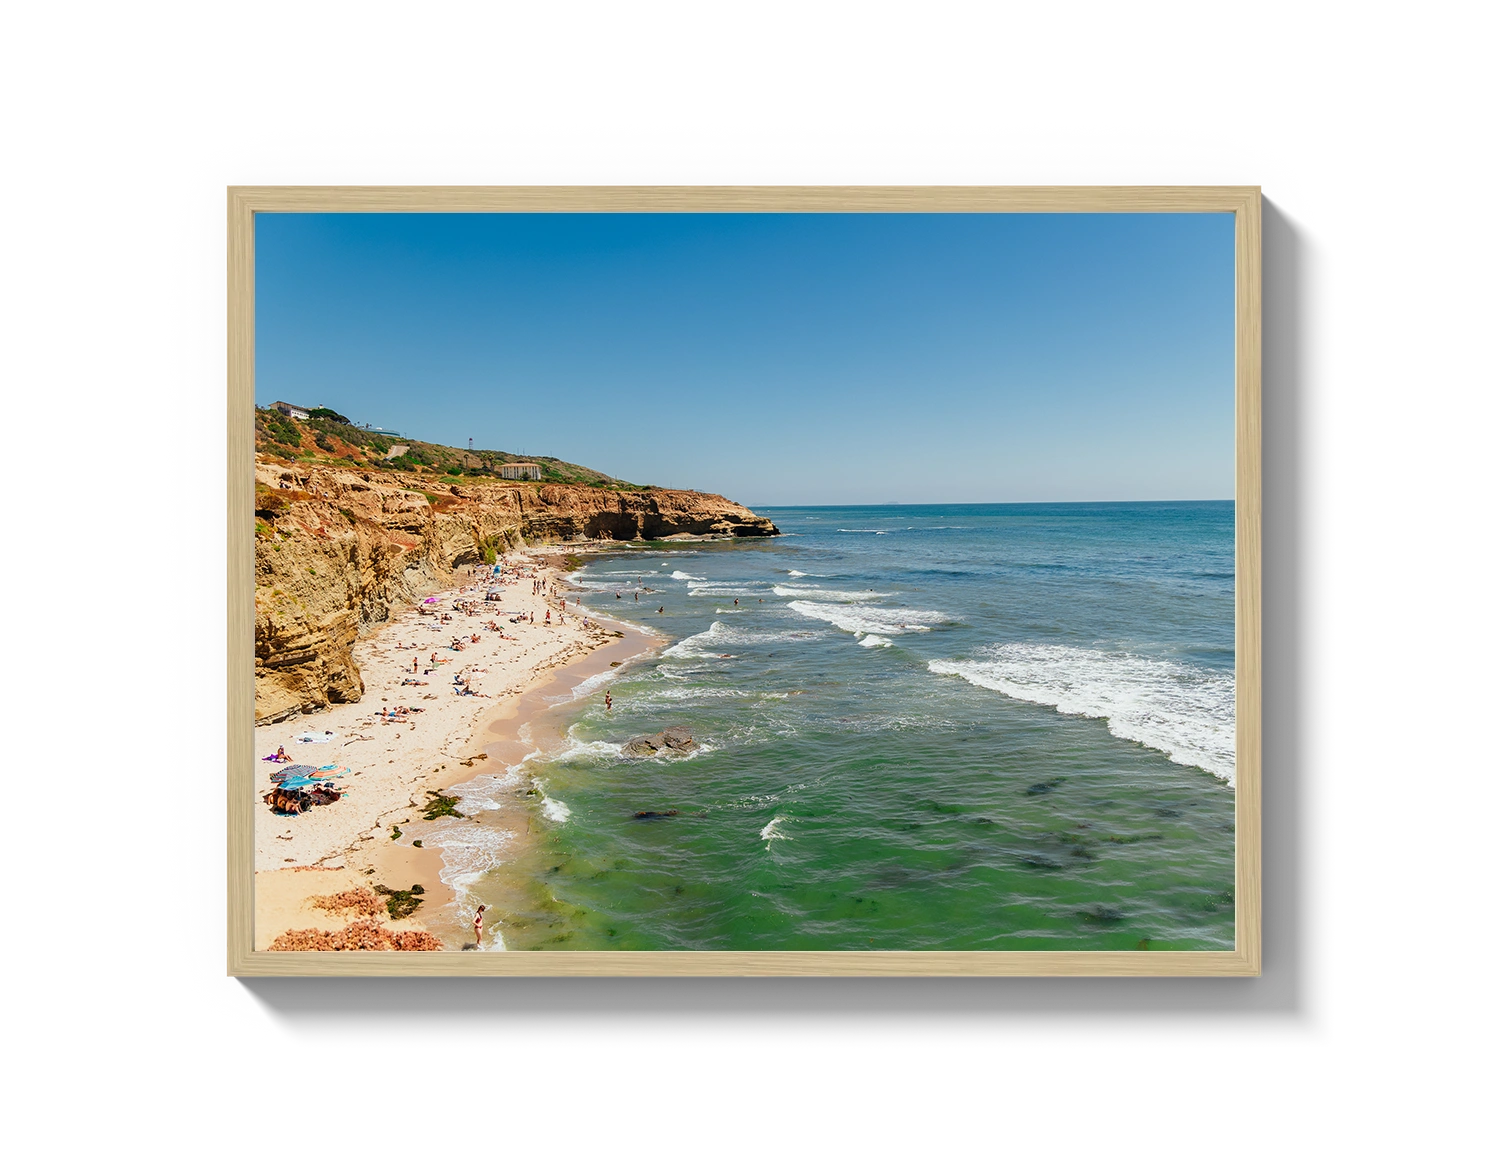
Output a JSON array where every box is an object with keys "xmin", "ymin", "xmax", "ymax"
[
  {"xmin": 272, "ymin": 745, "xmax": 292, "ymax": 762},
  {"xmin": 604, "ymin": 689, "xmax": 612, "ymax": 712},
  {"xmin": 658, "ymin": 606, "xmax": 664, "ymax": 614},
  {"xmin": 473, "ymin": 904, "xmax": 486, "ymax": 947}
]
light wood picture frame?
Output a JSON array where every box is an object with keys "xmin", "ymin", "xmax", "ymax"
[{"xmin": 229, "ymin": 186, "xmax": 1261, "ymax": 976}]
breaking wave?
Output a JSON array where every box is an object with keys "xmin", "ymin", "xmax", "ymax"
[
  {"xmin": 670, "ymin": 570, "xmax": 705, "ymax": 581},
  {"xmin": 772, "ymin": 584, "xmax": 891, "ymax": 601},
  {"xmin": 927, "ymin": 643, "xmax": 1235, "ymax": 783},
  {"xmin": 663, "ymin": 620, "xmax": 825, "ymax": 659},
  {"xmin": 786, "ymin": 600, "xmax": 953, "ymax": 637}
]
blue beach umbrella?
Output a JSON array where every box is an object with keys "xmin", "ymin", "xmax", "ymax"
[{"xmin": 276, "ymin": 765, "xmax": 351, "ymax": 788}]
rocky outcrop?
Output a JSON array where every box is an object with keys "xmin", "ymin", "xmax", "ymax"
[
  {"xmin": 253, "ymin": 462, "xmax": 776, "ymax": 723},
  {"xmin": 622, "ymin": 726, "xmax": 698, "ymax": 757}
]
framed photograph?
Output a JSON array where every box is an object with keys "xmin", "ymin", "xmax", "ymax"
[
  {"xmin": 170, "ymin": 120, "xmax": 1332, "ymax": 1044},
  {"xmin": 228, "ymin": 187, "xmax": 1260, "ymax": 976}
]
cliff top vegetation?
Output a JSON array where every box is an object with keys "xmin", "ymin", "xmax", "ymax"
[{"xmin": 254, "ymin": 407, "xmax": 649, "ymax": 490}]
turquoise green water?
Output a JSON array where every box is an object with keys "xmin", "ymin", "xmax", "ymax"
[{"xmin": 474, "ymin": 503, "xmax": 1235, "ymax": 951}]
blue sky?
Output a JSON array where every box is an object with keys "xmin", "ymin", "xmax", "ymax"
[{"xmin": 256, "ymin": 212, "xmax": 1234, "ymax": 506}]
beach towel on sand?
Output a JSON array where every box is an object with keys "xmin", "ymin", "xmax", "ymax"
[{"xmin": 295, "ymin": 731, "xmax": 337, "ymax": 744}]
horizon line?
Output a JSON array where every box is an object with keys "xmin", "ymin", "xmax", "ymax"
[{"xmin": 744, "ymin": 498, "xmax": 1235, "ymax": 508}]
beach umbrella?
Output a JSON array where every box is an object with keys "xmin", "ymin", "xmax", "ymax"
[
  {"xmin": 280, "ymin": 773, "xmax": 345, "ymax": 789},
  {"xmin": 423, "ymin": 597, "xmax": 438, "ymax": 604},
  {"xmin": 269, "ymin": 764, "xmax": 318, "ymax": 784}
]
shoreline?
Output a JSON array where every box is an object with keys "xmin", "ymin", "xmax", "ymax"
[{"xmin": 252, "ymin": 540, "xmax": 662, "ymax": 951}]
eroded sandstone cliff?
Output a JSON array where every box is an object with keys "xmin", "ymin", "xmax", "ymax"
[{"xmin": 253, "ymin": 460, "xmax": 777, "ymax": 723}]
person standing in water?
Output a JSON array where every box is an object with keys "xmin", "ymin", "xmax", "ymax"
[
  {"xmin": 604, "ymin": 689, "xmax": 612, "ymax": 712},
  {"xmin": 473, "ymin": 904, "xmax": 486, "ymax": 947}
]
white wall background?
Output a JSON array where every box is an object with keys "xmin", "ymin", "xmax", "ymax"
[{"xmin": 3, "ymin": 3, "xmax": 1494, "ymax": 1166}]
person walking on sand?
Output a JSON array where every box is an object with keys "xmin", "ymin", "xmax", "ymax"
[{"xmin": 473, "ymin": 904, "xmax": 486, "ymax": 947}]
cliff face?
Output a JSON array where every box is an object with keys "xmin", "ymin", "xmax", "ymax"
[{"xmin": 253, "ymin": 460, "xmax": 777, "ymax": 723}]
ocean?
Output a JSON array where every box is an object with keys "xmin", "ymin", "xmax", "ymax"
[{"xmin": 467, "ymin": 502, "xmax": 1236, "ymax": 951}]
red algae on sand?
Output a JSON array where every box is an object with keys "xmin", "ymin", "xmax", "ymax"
[
  {"xmin": 269, "ymin": 918, "xmax": 442, "ymax": 951},
  {"xmin": 308, "ymin": 888, "xmax": 385, "ymax": 916}
]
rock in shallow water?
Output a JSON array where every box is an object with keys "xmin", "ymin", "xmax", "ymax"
[
  {"xmin": 660, "ymin": 726, "xmax": 696, "ymax": 751},
  {"xmin": 622, "ymin": 725, "xmax": 697, "ymax": 757}
]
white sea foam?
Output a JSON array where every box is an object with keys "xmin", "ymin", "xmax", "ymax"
[
  {"xmin": 425, "ymin": 821, "xmax": 518, "ymax": 896},
  {"xmin": 689, "ymin": 580, "xmax": 770, "ymax": 597},
  {"xmin": 858, "ymin": 634, "xmax": 893, "ymax": 648},
  {"xmin": 571, "ymin": 665, "xmax": 622, "ymax": 699},
  {"xmin": 450, "ymin": 766, "xmax": 529, "ymax": 814},
  {"xmin": 760, "ymin": 815, "xmax": 789, "ymax": 849},
  {"xmin": 541, "ymin": 795, "xmax": 572, "ymax": 823},
  {"xmin": 646, "ymin": 686, "xmax": 754, "ymax": 702},
  {"xmin": 663, "ymin": 620, "xmax": 824, "ymax": 659},
  {"xmin": 551, "ymin": 732, "xmax": 626, "ymax": 763},
  {"xmin": 786, "ymin": 600, "xmax": 952, "ymax": 637},
  {"xmin": 670, "ymin": 570, "xmax": 705, "ymax": 581},
  {"xmin": 772, "ymin": 584, "xmax": 891, "ymax": 601},
  {"xmin": 927, "ymin": 643, "xmax": 1236, "ymax": 784},
  {"xmin": 787, "ymin": 570, "xmax": 808, "ymax": 577}
]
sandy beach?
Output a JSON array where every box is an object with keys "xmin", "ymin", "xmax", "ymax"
[{"xmin": 252, "ymin": 546, "xmax": 657, "ymax": 951}]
